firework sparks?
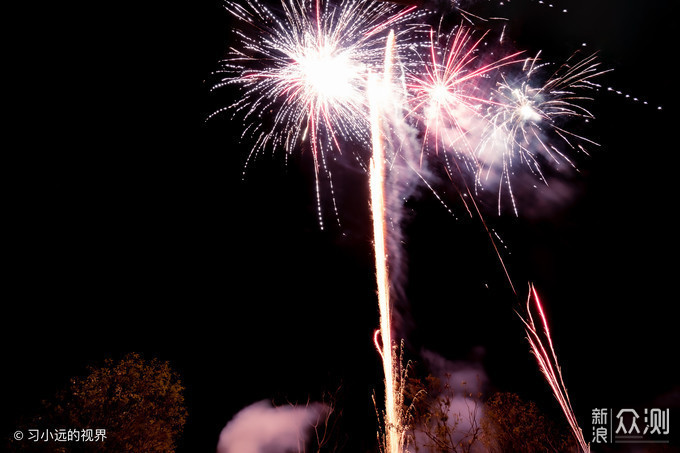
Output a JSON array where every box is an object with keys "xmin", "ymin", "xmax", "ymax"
[
  {"xmin": 405, "ymin": 25, "xmax": 523, "ymax": 160},
  {"xmin": 210, "ymin": 2, "xmax": 610, "ymax": 452},
  {"xmin": 518, "ymin": 284, "xmax": 590, "ymax": 453},
  {"xmin": 209, "ymin": 0, "xmax": 422, "ymax": 228},
  {"xmin": 477, "ymin": 51, "xmax": 610, "ymax": 214},
  {"xmin": 369, "ymin": 30, "xmax": 406, "ymax": 453},
  {"xmin": 211, "ymin": 0, "xmax": 607, "ymax": 221},
  {"xmin": 400, "ymin": 23, "xmax": 608, "ymax": 217}
]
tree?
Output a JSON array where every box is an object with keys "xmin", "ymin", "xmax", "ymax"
[
  {"xmin": 405, "ymin": 374, "xmax": 577, "ymax": 453},
  {"xmin": 481, "ymin": 392, "xmax": 575, "ymax": 453},
  {"xmin": 11, "ymin": 353, "xmax": 188, "ymax": 452},
  {"xmin": 405, "ymin": 373, "xmax": 484, "ymax": 453}
]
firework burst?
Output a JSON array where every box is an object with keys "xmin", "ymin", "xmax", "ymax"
[
  {"xmin": 405, "ymin": 24, "xmax": 523, "ymax": 160},
  {"xmin": 477, "ymin": 51, "xmax": 610, "ymax": 214},
  {"xmin": 209, "ymin": 0, "xmax": 423, "ymax": 228},
  {"xmin": 398, "ymin": 21, "xmax": 609, "ymax": 217}
]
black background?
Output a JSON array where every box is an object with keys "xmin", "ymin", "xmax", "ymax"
[{"xmin": 4, "ymin": 0, "xmax": 677, "ymax": 452}]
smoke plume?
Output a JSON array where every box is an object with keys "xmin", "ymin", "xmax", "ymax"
[
  {"xmin": 411, "ymin": 348, "xmax": 490, "ymax": 453},
  {"xmin": 216, "ymin": 400, "xmax": 328, "ymax": 453}
]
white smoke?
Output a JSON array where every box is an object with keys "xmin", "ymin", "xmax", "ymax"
[
  {"xmin": 410, "ymin": 348, "xmax": 490, "ymax": 453},
  {"xmin": 379, "ymin": 64, "xmax": 440, "ymax": 339},
  {"xmin": 216, "ymin": 400, "xmax": 328, "ymax": 453},
  {"xmin": 420, "ymin": 347, "xmax": 488, "ymax": 391}
]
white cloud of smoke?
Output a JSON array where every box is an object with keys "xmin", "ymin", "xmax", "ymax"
[
  {"xmin": 420, "ymin": 347, "xmax": 488, "ymax": 392},
  {"xmin": 410, "ymin": 348, "xmax": 490, "ymax": 453},
  {"xmin": 216, "ymin": 400, "xmax": 328, "ymax": 453}
]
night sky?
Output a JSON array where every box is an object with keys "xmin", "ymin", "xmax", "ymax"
[{"xmin": 4, "ymin": 0, "xmax": 677, "ymax": 452}]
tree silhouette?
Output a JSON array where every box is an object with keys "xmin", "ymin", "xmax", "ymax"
[
  {"xmin": 481, "ymin": 392, "xmax": 575, "ymax": 453},
  {"xmin": 405, "ymin": 373, "xmax": 484, "ymax": 453},
  {"xmin": 10, "ymin": 353, "xmax": 188, "ymax": 452},
  {"xmin": 406, "ymin": 374, "xmax": 576, "ymax": 453}
]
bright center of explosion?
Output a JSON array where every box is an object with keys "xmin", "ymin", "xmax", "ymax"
[
  {"xmin": 519, "ymin": 103, "xmax": 541, "ymax": 121},
  {"xmin": 298, "ymin": 46, "xmax": 358, "ymax": 102},
  {"xmin": 424, "ymin": 83, "xmax": 457, "ymax": 122},
  {"xmin": 513, "ymin": 88, "xmax": 542, "ymax": 122},
  {"xmin": 430, "ymin": 83, "xmax": 454, "ymax": 104}
]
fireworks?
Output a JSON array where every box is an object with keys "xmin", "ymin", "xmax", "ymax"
[
  {"xmin": 210, "ymin": 1, "xmax": 606, "ymax": 451},
  {"xmin": 518, "ymin": 284, "xmax": 590, "ymax": 453},
  {"xmin": 369, "ymin": 69, "xmax": 400, "ymax": 453},
  {"xmin": 211, "ymin": 0, "xmax": 605, "ymax": 218},
  {"xmin": 405, "ymin": 25, "xmax": 523, "ymax": 160},
  {"xmin": 403, "ymin": 29, "xmax": 608, "ymax": 215},
  {"xmin": 209, "ymin": 0, "xmax": 424, "ymax": 228},
  {"xmin": 478, "ymin": 51, "xmax": 610, "ymax": 214}
]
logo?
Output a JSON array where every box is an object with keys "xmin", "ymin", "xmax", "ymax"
[{"xmin": 591, "ymin": 408, "xmax": 671, "ymax": 446}]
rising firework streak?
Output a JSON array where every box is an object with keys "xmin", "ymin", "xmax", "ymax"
[
  {"xmin": 518, "ymin": 284, "xmax": 590, "ymax": 453},
  {"xmin": 369, "ymin": 30, "xmax": 407, "ymax": 453}
]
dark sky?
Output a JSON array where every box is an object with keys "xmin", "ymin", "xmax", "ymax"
[{"xmin": 4, "ymin": 0, "xmax": 677, "ymax": 452}]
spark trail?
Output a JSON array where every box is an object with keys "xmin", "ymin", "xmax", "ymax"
[
  {"xmin": 518, "ymin": 284, "xmax": 590, "ymax": 453},
  {"xmin": 369, "ymin": 30, "xmax": 404, "ymax": 453}
]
